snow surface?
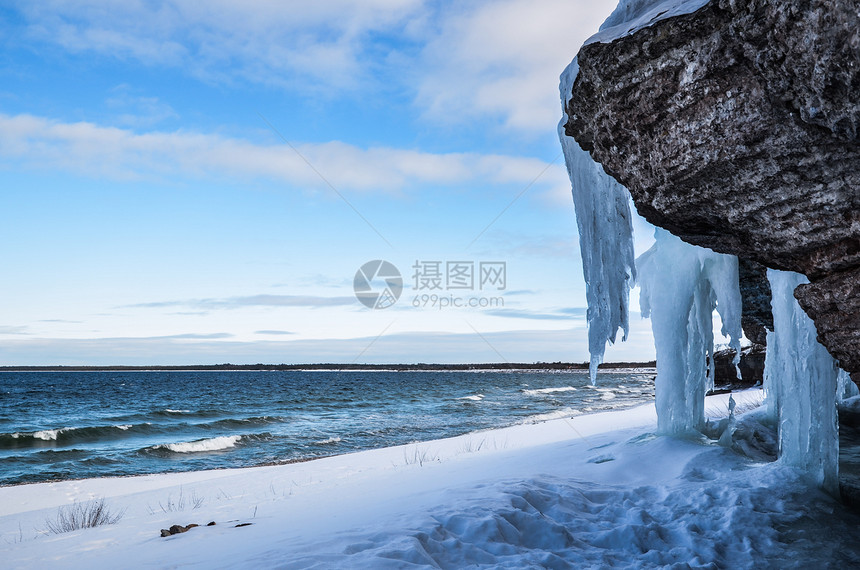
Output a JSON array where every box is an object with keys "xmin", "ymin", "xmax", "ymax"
[{"xmin": 3, "ymin": 388, "xmax": 859, "ymax": 568}]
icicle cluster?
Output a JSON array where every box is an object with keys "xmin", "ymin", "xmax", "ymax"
[
  {"xmin": 637, "ymin": 229, "xmax": 742, "ymax": 434},
  {"xmin": 560, "ymin": 0, "xmax": 846, "ymax": 491},
  {"xmin": 764, "ymin": 269, "xmax": 839, "ymax": 493},
  {"xmin": 558, "ymin": 60, "xmax": 636, "ymax": 384}
]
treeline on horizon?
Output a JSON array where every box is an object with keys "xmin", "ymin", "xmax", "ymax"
[{"xmin": 0, "ymin": 361, "xmax": 657, "ymax": 372}]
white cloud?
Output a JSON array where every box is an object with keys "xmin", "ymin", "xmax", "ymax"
[
  {"xmin": 105, "ymin": 85, "xmax": 179, "ymax": 127},
  {"xmin": 0, "ymin": 324, "xmax": 656, "ymax": 366},
  {"xmin": 12, "ymin": 0, "xmax": 425, "ymax": 92},
  {"xmin": 415, "ymin": 0, "xmax": 618, "ymax": 132},
  {"xmin": 0, "ymin": 112, "xmax": 564, "ymax": 193},
  {"xmin": 10, "ymin": 1, "xmax": 618, "ymax": 133},
  {"xmin": 124, "ymin": 294, "xmax": 358, "ymax": 310}
]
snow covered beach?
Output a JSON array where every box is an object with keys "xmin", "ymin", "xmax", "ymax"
[{"xmin": 3, "ymin": 388, "xmax": 859, "ymax": 568}]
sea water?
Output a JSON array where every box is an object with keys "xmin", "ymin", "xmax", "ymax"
[{"xmin": 0, "ymin": 369, "xmax": 655, "ymax": 486}]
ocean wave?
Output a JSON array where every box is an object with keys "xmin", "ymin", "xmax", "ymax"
[
  {"xmin": 522, "ymin": 387, "xmax": 577, "ymax": 396},
  {"xmin": 0, "ymin": 424, "xmax": 152, "ymax": 449},
  {"xmin": 151, "ymin": 435, "xmax": 243, "ymax": 454},
  {"xmin": 522, "ymin": 408, "xmax": 583, "ymax": 423},
  {"xmin": 458, "ymin": 394, "xmax": 484, "ymax": 402},
  {"xmin": 33, "ymin": 428, "xmax": 69, "ymax": 441},
  {"xmin": 314, "ymin": 436, "xmax": 342, "ymax": 445},
  {"xmin": 150, "ymin": 408, "xmax": 229, "ymax": 419},
  {"xmin": 208, "ymin": 416, "xmax": 286, "ymax": 429}
]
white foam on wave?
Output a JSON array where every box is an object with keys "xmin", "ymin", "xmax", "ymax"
[
  {"xmin": 33, "ymin": 429, "xmax": 58, "ymax": 440},
  {"xmin": 156, "ymin": 435, "xmax": 242, "ymax": 453},
  {"xmin": 33, "ymin": 427, "xmax": 75, "ymax": 440},
  {"xmin": 523, "ymin": 387, "xmax": 577, "ymax": 396},
  {"xmin": 458, "ymin": 394, "xmax": 484, "ymax": 402},
  {"xmin": 165, "ymin": 409, "xmax": 191, "ymax": 414},
  {"xmin": 116, "ymin": 424, "xmax": 132, "ymax": 431},
  {"xmin": 522, "ymin": 408, "xmax": 583, "ymax": 423},
  {"xmin": 315, "ymin": 437, "xmax": 342, "ymax": 445}
]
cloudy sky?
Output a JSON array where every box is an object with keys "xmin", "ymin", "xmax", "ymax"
[{"xmin": 0, "ymin": 0, "xmax": 660, "ymax": 365}]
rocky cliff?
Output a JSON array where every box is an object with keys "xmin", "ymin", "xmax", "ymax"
[{"xmin": 563, "ymin": 0, "xmax": 860, "ymax": 383}]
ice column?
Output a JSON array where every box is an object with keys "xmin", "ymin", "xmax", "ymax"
[
  {"xmin": 637, "ymin": 230, "xmax": 743, "ymax": 435},
  {"xmin": 766, "ymin": 269, "xmax": 839, "ymax": 493},
  {"xmin": 837, "ymin": 369, "xmax": 859, "ymax": 403},
  {"xmin": 559, "ymin": 59, "xmax": 636, "ymax": 383}
]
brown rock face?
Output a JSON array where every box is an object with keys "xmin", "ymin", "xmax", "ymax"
[
  {"xmin": 737, "ymin": 258, "xmax": 772, "ymax": 347},
  {"xmin": 563, "ymin": 0, "xmax": 860, "ymax": 381}
]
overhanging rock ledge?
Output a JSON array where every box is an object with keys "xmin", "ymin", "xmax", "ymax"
[{"xmin": 563, "ymin": 0, "xmax": 860, "ymax": 383}]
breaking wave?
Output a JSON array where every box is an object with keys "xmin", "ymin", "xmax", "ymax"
[
  {"xmin": 522, "ymin": 408, "xmax": 583, "ymax": 423},
  {"xmin": 458, "ymin": 394, "xmax": 485, "ymax": 402},
  {"xmin": 523, "ymin": 387, "xmax": 578, "ymax": 396},
  {"xmin": 0, "ymin": 424, "xmax": 149, "ymax": 449},
  {"xmin": 150, "ymin": 435, "xmax": 243, "ymax": 454},
  {"xmin": 314, "ymin": 436, "xmax": 342, "ymax": 445}
]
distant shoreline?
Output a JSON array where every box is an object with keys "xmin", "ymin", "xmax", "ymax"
[{"xmin": 0, "ymin": 361, "xmax": 656, "ymax": 372}]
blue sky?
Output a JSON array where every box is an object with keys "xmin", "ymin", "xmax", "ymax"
[{"xmin": 0, "ymin": 0, "xmax": 659, "ymax": 365}]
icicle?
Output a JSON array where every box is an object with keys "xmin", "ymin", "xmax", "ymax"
[
  {"xmin": 837, "ymin": 369, "xmax": 859, "ymax": 403},
  {"xmin": 766, "ymin": 269, "xmax": 839, "ymax": 494},
  {"xmin": 559, "ymin": 58, "xmax": 636, "ymax": 384},
  {"xmin": 763, "ymin": 328, "xmax": 780, "ymax": 423},
  {"xmin": 637, "ymin": 229, "xmax": 743, "ymax": 435}
]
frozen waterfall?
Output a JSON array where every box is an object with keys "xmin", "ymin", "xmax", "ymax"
[
  {"xmin": 637, "ymin": 230, "xmax": 742, "ymax": 435},
  {"xmin": 765, "ymin": 270, "xmax": 839, "ymax": 493}
]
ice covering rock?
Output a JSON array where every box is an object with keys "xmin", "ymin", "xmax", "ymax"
[
  {"xmin": 562, "ymin": 0, "xmax": 860, "ymax": 383},
  {"xmin": 587, "ymin": 0, "xmax": 710, "ymax": 46},
  {"xmin": 637, "ymin": 229, "xmax": 742, "ymax": 434},
  {"xmin": 560, "ymin": 0, "xmax": 852, "ymax": 491},
  {"xmin": 557, "ymin": 0, "xmax": 735, "ymax": 387},
  {"xmin": 765, "ymin": 269, "xmax": 839, "ymax": 494},
  {"xmin": 558, "ymin": 60, "xmax": 635, "ymax": 384}
]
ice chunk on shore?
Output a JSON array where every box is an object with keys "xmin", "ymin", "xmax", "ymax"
[{"xmin": 637, "ymin": 229, "xmax": 742, "ymax": 435}]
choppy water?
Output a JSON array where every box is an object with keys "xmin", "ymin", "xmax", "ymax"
[{"xmin": 0, "ymin": 369, "xmax": 655, "ymax": 486}]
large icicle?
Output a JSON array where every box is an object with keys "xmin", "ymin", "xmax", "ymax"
[
  {"xmin": 557, "ymin": 0, "xmax": 715, "ymax": 384},
  {"xmin": 637, "ymin": 229, "xmax": 743, "ymax": 435},
  {"xmin": 765, "ymin": 269, "xmax": 839, "ymax": 494},
  {"xmin": 559, "ymin": 59, "xmax": 636, "ymax": 384}
]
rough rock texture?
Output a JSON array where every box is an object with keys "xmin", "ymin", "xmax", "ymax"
[
  {"xmin": 712, "ymin": 344, "xmax": 766, "ymax": 387},
  {"xmin": 564, "ymin": 0, "xmax": 860, "ymax": 383},
  {"xmin": 737, "ymin": 259, "xmax": 772, "ymax": 346}
]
